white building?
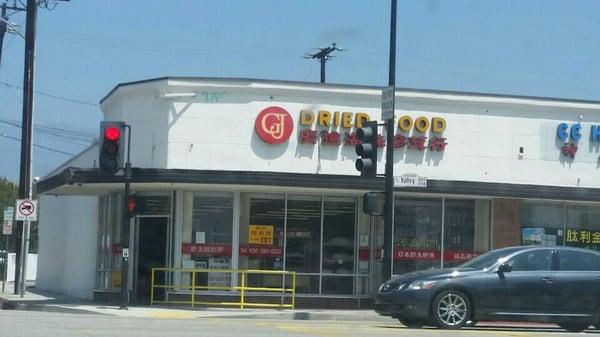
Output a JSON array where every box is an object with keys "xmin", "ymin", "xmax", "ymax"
[{"xmin": 35, "ymin": 77, "xmax": 600, "ymax": 307}]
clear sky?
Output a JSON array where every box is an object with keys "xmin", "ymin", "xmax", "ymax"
[{"xmin": 0, "ymin": 0, "xmax": 599, "ymax": 182}]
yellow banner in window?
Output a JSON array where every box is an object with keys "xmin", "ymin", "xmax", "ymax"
[{"xmin": 249, "ymin": 225, "xmax": 274, "ymax": 245}]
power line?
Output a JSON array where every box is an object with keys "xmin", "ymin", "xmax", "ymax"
[
  {"xmin": 0, "ymin": 81, "xmax": 98, "ymax": 106},
  {"xmin": 0, "ymin": 131, "xmax": 75, "ymax": 155},
  {"xmin": 0, "ymin": 118, "xmax": 96, "ymax": 144}
]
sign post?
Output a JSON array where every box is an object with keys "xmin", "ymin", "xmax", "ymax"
[
  {"xmin": 15, "ymin": 199, "xmax": 37, "ymax": 297},
  {"xmin": 2, "ymin": 207, "xmax": 13, "ymax": 293}
]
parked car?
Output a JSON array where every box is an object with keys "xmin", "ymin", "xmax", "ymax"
[{"xmin": 375, "ymin": 246, "xmax": 600, "ymax": 332}]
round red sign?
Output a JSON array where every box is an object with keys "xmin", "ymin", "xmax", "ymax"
[{"xmin": 255, "ymin": 106, "xmax": 294, "ymax": 144}]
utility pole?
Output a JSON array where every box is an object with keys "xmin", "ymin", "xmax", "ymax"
[
  {"xmin": 11, "ymin": 0, "xmax": 69, "ymax": 295},
  {"xmin": 14, "ymin": 0, "xmax": 36, "ymax": 296},
  {"xmin": 303, "ymin": 43, "xmax": 345, "ymax": 83},
  {"xmin": 0, "ymin": 3, "xmax": 7, "ymax": 69},
  {"xmin": 382, "ymin": 0, "xmax": 397, "ymax": 282}
]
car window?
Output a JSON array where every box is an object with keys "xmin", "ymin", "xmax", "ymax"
[
  {"xmin": 508, "ymin": 250, "xmax": 552, "ymax": 271},
  {"xmin": 558, "ymin": 250, "xmax": 600, "ymax": 271},
  {"xmin": 459, "ymin": 247, "xmax": 522, "ymax": 269}
]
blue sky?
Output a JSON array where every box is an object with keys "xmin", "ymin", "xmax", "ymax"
[{"xmin": 0, "ymin": 0, "xmax": 599, "ymax": 182}]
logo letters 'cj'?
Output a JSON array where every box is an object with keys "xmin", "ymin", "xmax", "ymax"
[{"xmin": 255, "ymin": 106, "xmax": 293, "ymax": 144}]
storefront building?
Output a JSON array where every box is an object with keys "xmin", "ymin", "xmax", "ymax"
[{"xmin": 35, "ymin": 77, "xmax": 600, "ymax": 307}]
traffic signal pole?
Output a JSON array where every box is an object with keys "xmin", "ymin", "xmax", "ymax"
[
  {"xmin": 120, "ymin": 125, "xmax": 131, "ymax": 309},
  {"xmin": 382, "ymin": 0, "xmax": 397, "ymax": 282}
]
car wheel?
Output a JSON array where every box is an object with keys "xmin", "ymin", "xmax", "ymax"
[
  {"xmin": 558, "ymin": 322, "xmax": 591, "ymax": 332},
  {"xmin": 432, "ymin": 290, "xmax": 471, "ymax": 329},
  {"xmin": 397, "ymin": 318, "xmax": 424, "ymax": 328}
]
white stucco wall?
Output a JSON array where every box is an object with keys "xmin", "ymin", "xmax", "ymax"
[
  {"xmin": 97, "ymin": 78, "xmax": 600, "ymax": 189},
  {"xmin": 36, "ymin": 195, "xmax": 98, "ymax": 299}
]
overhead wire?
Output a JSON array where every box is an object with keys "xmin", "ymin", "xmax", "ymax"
[
  {"xmin": 0, "ymin": 132, "xmax": 75, "ymax": 156},
  {"xmin": 0, "ymin": 81, "xmax": 98, "ymax": 107}
]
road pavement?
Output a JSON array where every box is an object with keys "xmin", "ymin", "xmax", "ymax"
[{"xmin": 0, "ymin": 311, "xmax": 597, "ymax": 337}]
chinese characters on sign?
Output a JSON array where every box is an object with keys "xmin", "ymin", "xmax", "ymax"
[
  {"xmin": 249, "ymin": 225, "xmax": 274, "ymax": 245},
  {"xmin": 566, "ymin": 229, "xmax": 600, "ymax": 245}
]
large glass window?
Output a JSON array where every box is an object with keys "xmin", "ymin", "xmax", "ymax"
[
  {"xmin": 443, "ymin": 199, "xmax": 490, "ymax": 267},
  {"xmin": 239, "ymin": 194, "xmax": 285, "ymax": 290},
  {"xmin": 393, "ymin": 198, "xmax": 442, "ymax": 275},
  {"xmin": 521, "ymin": 202, "xmax": 563, "ymax": 246},
  {"xmin": 565, "ymin": 205, "xmax": 600, "ymax": 251},
  {"xmin": 285, "ymin": 196, "xmax": 321, "ymax": 294},
  {"xmin": 322, "ymin": 197, "xmax": 356, "ymax": 295}
]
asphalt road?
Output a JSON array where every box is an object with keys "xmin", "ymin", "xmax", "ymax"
[{"xmin": 0, "ymin": 311, "xmax": 598, "ymax": 337}]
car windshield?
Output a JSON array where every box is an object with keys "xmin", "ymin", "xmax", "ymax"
[{"xmin": 459, "ymin": 247, "xmax": 522, "ymax": 270}]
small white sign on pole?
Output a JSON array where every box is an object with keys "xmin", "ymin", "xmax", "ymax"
[
  {"xmin": 381, "ymin": 86, "xmax": 395, "ymax": 120},
  {"xmin": 15, "ymin": 199, "xmax": 38, "ymax": 221},
  {"xmin": 394, "ymin": 173, "xmax": 427, "ymax": 188},
  {"xmin": 2, "ymin": 207, "xmax": 13, "ymax": 235}
]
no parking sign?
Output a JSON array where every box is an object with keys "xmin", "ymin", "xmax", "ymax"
[{"xmin": 15, "ymin": 199, "xmax": 38, "ymax": 221}]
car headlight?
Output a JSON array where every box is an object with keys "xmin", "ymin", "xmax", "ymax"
[
  {"xmin": 379, "ymin": 281, "xmax": 406, "ymax": 292},
  {"xmin": 407, "ymin": 280, "xmax": 437, "ymax": 290}
]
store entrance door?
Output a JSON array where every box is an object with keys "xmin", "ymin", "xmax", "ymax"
[{"xmin": 134, "ymin": 217, "xmax": 168, "ymax": 304}]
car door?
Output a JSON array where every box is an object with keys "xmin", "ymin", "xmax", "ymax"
[
  {"xmin": 553, "ymin": 249, "xmax": 600, "ymax": 316},
  {"xmin": 483, "ymin": 249, "xmax": 556, "ymax": 316}
]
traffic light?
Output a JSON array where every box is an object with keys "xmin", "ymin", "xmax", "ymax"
[
  {"xmin": 127, "ymin": 193, "xmax": 138, "ymax": 217},
  {"xmin": 355, "ymin": 120, "xmax": 378, "ymax": 177},
  {"xmin": 99, "ymin": 121, "xmax": 126, "ymax": 174}
]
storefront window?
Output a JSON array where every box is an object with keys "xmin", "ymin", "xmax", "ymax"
[
  {"xmin": 322, "ymin": 197, "xmax": 356, "ymax": 294},
  {"xmin": 239, "ymin": 194, "xmax": 285, "ymax": 290},
  {"xmin": 565, "ymin": 205, "xmax": 600, "ymax": 251},
  {"xmin": 393, "ymin": 198, "xmax": 442, "ymax": 275},
  {"xmin": 443, "ymin": 199, "xmax": 490, "ymax": 267},
  {"xmin": 285, "ymin": 196, "xmax": 321, "ymax": 294},
  {"xmin": 521, "ymin": 202, "xmax": 564, "ymax": 246},
  {"xmin": 96, "ymin": 193, "xmax": 122, "ymax": 289}
]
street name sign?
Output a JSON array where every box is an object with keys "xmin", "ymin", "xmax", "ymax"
[{"xmin": 394, "ymin": 173, "xmax": 427, "ymax": 188}]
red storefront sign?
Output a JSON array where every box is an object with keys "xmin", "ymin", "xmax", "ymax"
[
  {"xmin": 181, "ymin": 243, "xmax": 232, "ymax": 257},
  {"xmin": 394, "ymin": 248, "xmax": 481, "ymax": 262},
  {"xmin": 255, "ymin": 106, "xmax": 294, "ymax": 144},
  {"xmin": 239, "ymin": 244, "xmax": 283, "ymax": 257}
]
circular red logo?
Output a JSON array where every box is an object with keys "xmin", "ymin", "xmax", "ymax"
[{"xmin": 255, "ymin": 106, "xmax": 293, "ymax": 144}]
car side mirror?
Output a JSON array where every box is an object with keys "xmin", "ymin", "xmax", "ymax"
[{"xmin": 497, "ymin": 263, "xmax": 512, "ymax": 274}]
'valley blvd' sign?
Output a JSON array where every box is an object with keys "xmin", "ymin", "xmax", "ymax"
[{"xmin": 394, "ymin": 173, "xmax": 427, "ymax": 188}]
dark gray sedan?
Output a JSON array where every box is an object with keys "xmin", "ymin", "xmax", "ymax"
[{"xmin": 375, "ymin": 246, "xmax": 600, "ymax": 332}]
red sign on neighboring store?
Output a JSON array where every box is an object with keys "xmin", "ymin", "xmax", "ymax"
[
  {"xmin": 181, "ymin": 243, "xmax": 232, "ymax": 257},
  {"xmin": 239, "ymin": 244, "xmax": 283, "ymax": 257},
  {"xmin": 255, "ymin": 106, "xmax": 294, "ymax": 144},
  {"xmin": 383, "ymin": 248, "xmax": 481, "ymax": 262}
]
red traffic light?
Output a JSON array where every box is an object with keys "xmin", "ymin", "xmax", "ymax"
[
  {"xmin": 104, "ymin": 126, "xmax": 121, "ymax": 141},
  {"xmin": 127, "ymin": 194, "xmax": 137, "ymax": 215}
]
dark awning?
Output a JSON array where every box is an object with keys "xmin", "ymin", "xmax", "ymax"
[{"xmin": 37, "ymin": 167, "xmax": 600, "ymax": 202}]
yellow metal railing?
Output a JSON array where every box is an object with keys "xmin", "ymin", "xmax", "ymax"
[{"xmin": 150, "ymin": 268, "xmax": 296, "ymax": 309}]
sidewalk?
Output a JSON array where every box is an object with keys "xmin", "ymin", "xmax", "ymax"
[
  {"xmin": 0, "ymin": 283, "xmax": 388, "ymax": 321},
  {"xmin": 0, "ymin": 284, "xmax": 573, "ymax": 330}
]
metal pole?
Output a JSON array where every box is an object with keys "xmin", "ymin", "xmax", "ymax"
[
  {"xmin": 14, "ymin": 0, "xmax": 37, "ymax": 295},
  {"xmin": 320, "ymin": 57, "xmax": 326, "ymax": 83},
  {"xmin": 382, "ymin": 0, "xmax": 397, "ymax": 282},
  {"xmin": 120, "ymin": 125, "xmax": 132, "ymax": 309},
  {"xmin": 19, "ymin": 220, "xmax": 29, "ymax": 296},
  {"xmin": 2, "ymin": 236, "xmax": 7, "ymax": 293}
]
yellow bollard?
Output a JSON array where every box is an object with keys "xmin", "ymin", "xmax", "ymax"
[
  {"xmin": 191, "ymin": 270, "xmax": 196, "ymax": 307},
  {"xmin": 240, "ymin": 272, "xmax": 245, "ymax": 309}
]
